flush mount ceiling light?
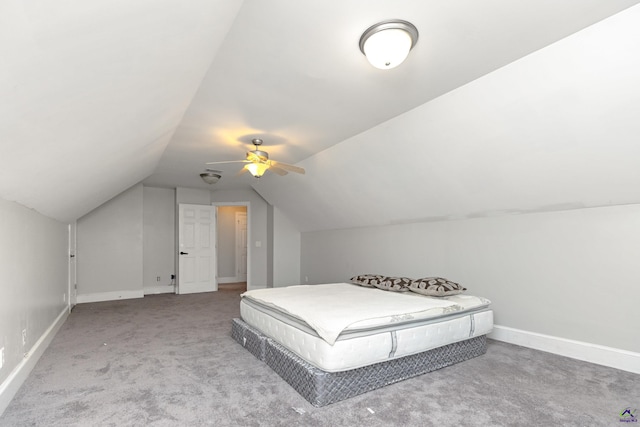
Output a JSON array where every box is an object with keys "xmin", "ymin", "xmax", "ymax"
[
  {"xmin": 200, "ymin": 170, "xmax": 222, "ymax": 184},
  {"xmin": 359, "ymin": 19, "xmax": 418, "ymax": 69}
]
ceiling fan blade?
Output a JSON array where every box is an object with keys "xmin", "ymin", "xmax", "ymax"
[
  {"xmin": 206, "ymin": 160, "xmax": 249, "ymax": 165},
  {"xmin": 236, "ymin": 166, "xmax": 250, "ymax": 177},
  {"xmin": 208, "ymin": 143, "xmax": 303, "ymax": 178},
  {"xmin": 269, "ymin": 160, "xmax": 305, "ymax": 175},
  {"xmin": 268, "ymin": 166, "xmax": 288, "ymax": 176}
]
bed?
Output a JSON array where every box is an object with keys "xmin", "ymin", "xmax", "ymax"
[{"xmin": 231, "ymin": 281, "xmax": 493, "ymax": 406}]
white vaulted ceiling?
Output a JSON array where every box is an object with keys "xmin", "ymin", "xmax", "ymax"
[
  {"xmin": 2, "ymin": 0, "xmax": 640, "ymax": 229},
  {"xmin": 1, "ymin": 0, "xmax": 244, "ymax": 221}
]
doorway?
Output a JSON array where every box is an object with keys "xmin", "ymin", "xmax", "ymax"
[
  {"xmin": 215, "ymin": 204, "xmax": 249, "ymax": 287},
  {"xmin": 235, "ymin": 211, "xmax": 248, "ymax": 282}
]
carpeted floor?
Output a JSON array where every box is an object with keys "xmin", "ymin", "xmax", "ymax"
[{"xmin": 1, "ymin": 285, "xmax": 638, "ymax": 426}]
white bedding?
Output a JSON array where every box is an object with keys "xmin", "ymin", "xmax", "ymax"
[{"xmin": 242, "ymin": 283, "xmax": 464, "ymax": 345}]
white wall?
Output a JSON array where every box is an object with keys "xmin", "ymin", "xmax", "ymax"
[
  {"xmin": 273, "ymin": 206, "xmax": 300, "ymax": 287},
  {"xmin": 176, "ymin": 187, "xmax": 211, "ymax": 205},
  {"xmin": 301, "ymin": 204, "xmax": 640, "ymax": 354},
  {"xmin": 0, "ymin": 198, "xmax": 68, "ymax": 413},
  {"xmin": 143, "ymin": 187, "xmax": 175, "ymax": 291},
  {"xmin": 77, "ymin": 184, "xmax": 144, "ymax": 302}
]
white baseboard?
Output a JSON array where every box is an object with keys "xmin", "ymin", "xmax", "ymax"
[
  {"xmin": 0, "ymin": 307, "xmax": 68, "ymax": 416},
  {"xmin": 177, "ymin": 283, "xmax": 217, "ymax": 294},
  {"xmin": 76, "ymin": 289, "xmax": 144, "ymax": 304},
  {"xmin": 143, "ymin": 285, "xmax": 175, "ymax": 295},
  {"xmin": 489, "ymin": 325, "xmax": 640, "ymax": 374},
  {"xmin": 217, "ymin": 276, "xmax": 239, "ymax": 284}
]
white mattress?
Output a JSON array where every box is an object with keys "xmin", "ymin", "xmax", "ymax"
[
  {"xmin": 240, "ymin": 295, "xmax": 493, "ymax": 372},
  {"xmin": 242, "ymin": 283, "xmax": 483, "ymax": 344}
]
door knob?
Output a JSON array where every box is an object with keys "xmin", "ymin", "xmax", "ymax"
[{"xmin": 180, "ymin": 251, "xmax": 189, "ymax": 255}]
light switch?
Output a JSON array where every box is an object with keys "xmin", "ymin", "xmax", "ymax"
[{"xmin": 255, "ymin": 241, "xmax": 262, "ymax": 247}]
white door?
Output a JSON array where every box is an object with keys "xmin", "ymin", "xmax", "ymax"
[
  {"xmin": 235, "ymin": 211, "xmax": 247, "ymax": 282},
  {"xmin": 178, "ymin": 204, "xmax": 217, "ymax": 294},
  {"xmin": 68, "ymin": 223, "xmax": 77, "ymax": 310}
]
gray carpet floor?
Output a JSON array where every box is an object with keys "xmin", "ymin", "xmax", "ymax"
[{"xmin": 1, "ymin": 285, "xmax": 638, "ymax": 426}]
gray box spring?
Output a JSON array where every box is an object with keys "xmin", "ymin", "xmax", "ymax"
[{"xmin": 231, "ymin": 318, "xmax": 487, "ymax": 407}]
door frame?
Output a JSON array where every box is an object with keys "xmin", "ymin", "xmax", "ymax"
[
  {"xmin": 68, "ymin": 222, "xmax": 77, "ymax": 311},
  {"xmin": 212, "ymin": 201, "xmax": 251, "ymax": 289}
]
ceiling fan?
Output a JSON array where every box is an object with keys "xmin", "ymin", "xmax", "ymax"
[{"xmin": 206, "ymin": 138, "xmax": 305, "ymax": 178}]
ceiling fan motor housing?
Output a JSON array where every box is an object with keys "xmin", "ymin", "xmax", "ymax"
[{"xmin": 249, "ymin": 149, "xmax": 269, "ymax": 162}]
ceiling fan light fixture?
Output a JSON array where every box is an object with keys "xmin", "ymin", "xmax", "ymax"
[
  {"xmin": 359, "ymin": 19, "xmax": 418, "ymax": 69},
  {"xmin": 200, "ymin": 171, "xmax": 222, "ymax": 184},
  {"xmin": 246, "ymin": 163, "xmax": 269, "ymax": 178},
  {"xmin": 206, "ymin": 138, "xmax": 305, "ymax": 177}
]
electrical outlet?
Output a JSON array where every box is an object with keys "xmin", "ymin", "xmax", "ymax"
[
  {"xmin": 156, "ymin": 276, "xmax": 161, "ymax": 282},
  {"xmin": 0, "ymin": 347, "xmax": 4, "ymax": 369},
  {"xmin": 22, "ymin": 329, "xmax": 27, "ymax": 346}
]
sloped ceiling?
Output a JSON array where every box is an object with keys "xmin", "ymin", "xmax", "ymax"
[
  {"xmin": 2, "ymin": 1, "xmax": 639, "ymax": 227},
  {"xmin": 256, "ymin": 5, "xmax": 640, "ymax": 231},
  {"xmin": 0, "ymin": 0, "xmax": 243, "ymax": 222}
]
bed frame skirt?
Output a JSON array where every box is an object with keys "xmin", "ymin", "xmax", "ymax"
[{"xmin": 231, "ymin": 318, "xmax": 487, "ymax": 407}]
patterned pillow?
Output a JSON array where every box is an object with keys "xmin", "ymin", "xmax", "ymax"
[
  {"xmin": 350, "ymin": 274, "xmax": 386, "ymax": 288},
  {"xmin": 408, "ymin": 277, "xmax": 466, "ymax": 296},
  {"xmin": 373, "ymin": 276, "xmax": 412, "ymax": 292}
]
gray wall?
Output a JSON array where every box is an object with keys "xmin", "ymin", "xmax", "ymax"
[
  {"xmin": 77, "ymin": 184, "xmax": 144, "ymax": 300},
  {"xmin": 143, "ymin": 187, "xmax": 175, "ymax": 289},
  {"xmin": 273, "ymin": 206, "xmax": 300, "ymax": 287},
  {"xmin": 301, "ymin": 204, "xmax": 640, "ymax": 353},
  {"xmin": 267, "ymin": 204, "xmax": 273, "ymax": 288},
  {"xmin": 0, "ymin": 198, "xmax": 68, "ymax": 386},
  {"xmin": 73, "ymin": 185, "xmax": 299, "ymax": 298}
]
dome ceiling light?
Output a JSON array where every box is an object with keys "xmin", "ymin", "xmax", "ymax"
[
  {"xmin": 200, "ymin": 170, "xmax": 222, "ymax": 184},
  {"xmin": 359, "ymin": 19, "xmax": 419, "ymax": 70}
]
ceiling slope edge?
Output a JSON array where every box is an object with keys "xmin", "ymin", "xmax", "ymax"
[
  {"xmin": 0, "ymin": 0, "xmax": 244, "ymax": 223},
  {"xmin": 253, "ymin": 4, "xmax": 640, "ymax": 232}
]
